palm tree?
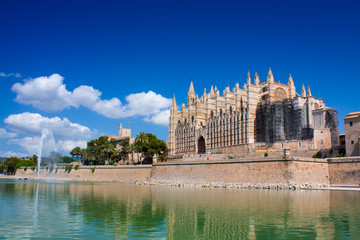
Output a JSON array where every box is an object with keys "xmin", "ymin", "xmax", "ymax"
[
  {"xmin": 129, "ymin": 143, "xmax": 137, "ymax": 165},
  {"xmin": 102, "ymin": 141, "xmax": 115, "ymax": 165},
  {"xmin": 135, "ymin": 131, "xmax": 148, "ymax": 165},
  {"xmin": 70, "ymin": 147, "xmax": 83, "ymax": 163}
]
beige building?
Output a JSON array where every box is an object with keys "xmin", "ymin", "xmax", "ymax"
[
  {"xmin": 168, "ymin": 69, "xmax": 339, "ymax": 155},
  {"xmin": 344, "ymin": 112, "xmax": 360, "ymax": 156}
]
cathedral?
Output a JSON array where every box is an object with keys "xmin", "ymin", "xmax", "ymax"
[{"xmin": 167, "ymin": 69, "xmax": 339, "ymax": 155}]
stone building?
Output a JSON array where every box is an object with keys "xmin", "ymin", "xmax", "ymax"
[
  {"xmin": 167, "ymin": 69, "xmax": 339, "ymax": 155},
  {"xmin": 344, "ymin": 112, "xmax": 360, "ymax": 156}
]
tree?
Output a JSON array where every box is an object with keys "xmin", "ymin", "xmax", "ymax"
[
  {"xmin": 119, "ymin": 137, "xmax": 130, "ymax": 164},
  {"xmin": 102, "ymin": 141, "xmax": 115, "ymax": 165},
  {"xmin": 70, "ymin": 147, "xmax": 84, "ymax": 163},
  {"xmin": 0, "ymin": 157, "xmax": 21, "ymax": 175},
  {"xmin": 129, "ymin": 143, "xmax": 137, "ymax": 164},
  {"xmin": 135, "ymin": 132, "xmax": 148, "ymax": 164}
]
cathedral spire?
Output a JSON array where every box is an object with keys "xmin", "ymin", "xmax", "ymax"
[
  {"xmin": 307, "ymin": 86, "xmax": 312, "ymax": 97},
  {"xmin": 171, "ymin": 94, "xmax": 177, "ymax": 110},
  {"xmin": 254, "ymin": 72, "xmax": 260, "ymax": 86},
  {"xmin": 288, "ymin": 74, "xmax": 294, "ymax": 86},
  {"xmin": 301, "ymin": 84, "xmax": 306, "ymax": 97},
  {"xmin": 210, "ymin": 85, "xmax": 215, "ymax": 98},
  {"xmin": 247, "ymin": 71, "xmax": 251, "ymax": 85},
  {"xmin": 267, "ymin": 68, "xmax": 274, "ymax": 83},
  {"xmin": 188, "ymin": 80, "xmax": 195, "ymax": 95}
]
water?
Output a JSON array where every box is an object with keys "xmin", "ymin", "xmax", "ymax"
[
  {"xmin": 1, "ymin": 179, "xmax": 360, "ymax": 239},
  {"xmin": 37, "ymin": 128, "xmax": 57, "ymax": 179}
]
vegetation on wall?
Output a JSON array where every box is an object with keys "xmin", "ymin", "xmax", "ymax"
[{"xmin": 70, "ymin": 133, "xmax": 167, "ymax": 166}]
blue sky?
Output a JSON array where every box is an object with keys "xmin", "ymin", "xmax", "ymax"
[{"xmin": 0, "ymin": 0, "xmax": 359, "ymax": 157}]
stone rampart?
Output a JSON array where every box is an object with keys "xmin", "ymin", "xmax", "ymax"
[
  {"xmin": 16, "ymin": 165, "xmax": 152, "ymax": 182},
  {"xmin": 150, "ymin": 158, "xmax": 330, "ymax": 186},
  {"xmin": 14, "ymin": 157, "xmax": 360, "ymax": 187},
  {"xmin": 328, "ymin": 157, "xmax": 360, "ymax": 185}
]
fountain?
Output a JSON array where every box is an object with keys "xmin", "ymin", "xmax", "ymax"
[{"xmin": 37, "ymin": 128, "xmax": 57, "ymax": 180}]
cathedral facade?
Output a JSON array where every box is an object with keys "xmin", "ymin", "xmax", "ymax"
[{"xmin": 167, "ymin": 69, "xmax": 339, "ymax": 155}]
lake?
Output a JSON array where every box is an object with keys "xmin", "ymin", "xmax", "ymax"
[{"xmin": 0, "ymin": 178, "xmax": 359, "ymax": 239}]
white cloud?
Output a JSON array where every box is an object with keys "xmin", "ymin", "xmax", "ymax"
[
  {"xmin": 57, "ymin": 140, "xmax": 87, "ymax": 153},
  {"xmin": 8, "ymin": 137, "xmax": 41, "ymax": 155},
  {"xmin": 0, "ymin": 72, "xmax": 21, "ymax": 78},
  {"xmin": 0, "ymin": 150, "xmax": 28, "ymax": 158},
  {"xmin": 144, "ymin": 109, "xmax": 170, "ymax": 126},
  {"xmin": 12, "ymin": 74, "xmax": 74, "ymax": 111},
  {"xmin": 4, "ymin": 112, "xmax": 93, "ymax": 140},
  {"xmin": 11, "ymin": 74, "xmax": 172, "ymax": 125},
  {"xmin": 0, "ymin": 128, "xmax": 18, "ymax": 138},
  {"xmin": 7, "ymin": 137, "xmax": 88, "ymax": 156}
]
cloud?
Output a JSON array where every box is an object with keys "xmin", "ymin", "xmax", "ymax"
[
  {"xmin": 0, "ymin": 128, "xmax": 18, "ymax": 138},
  {"xmin": 0, "ymin": 150, "xmax": 28, "ymax": 158},
  {"xmin": 144, "ymin": 109, "xmax": 170, "ymax": 126},
  {"xmin": 4, "ymin": 112, "xmax": 93, "ymax": 140},
  {"xmin": 4, "ymin": 112, "xmax": 94, "ymax": 156},
  {"xmin": 0, "ymin": 72, "xmax": 21, "ymax": 78},
  {"xmin": 7, "ymin": 137, "xmax": 88, "ymax": 156},
  {"xmin": 12, "ymin": 74, "xmax": 74, "ymax": 111},
  {"xmin": 11, "ymin": 74, "xmax": 172, "ymax": 125}
]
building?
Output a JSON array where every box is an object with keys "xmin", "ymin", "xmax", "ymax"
[
  {"xmin": 344, "ymin": 112, "xmax": 360, "ymax": 156},
  {"xmin": 168, "ymin": 69, "xmax": 339, "ymax": 155}
]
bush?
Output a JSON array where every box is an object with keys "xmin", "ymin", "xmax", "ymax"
[
  {"xmin": 15, "ymin": 160, "xmax": 35, "ymax": 169},
  {"xmin": 49, "ymin": 165, "xmax": 54, "ymax": 173},
  {"xmin": 32, "ymin": 166, "xmax": 36, "ymax": 171},
  {"xmin": 329, "ymin": 149, "xmax": 333, "ymax": 155},
  {"xmin": 264, "ymin": 152, "xmax": 268, "ymax": 157},
  {"xmin": 24, "ymin": 166, "xmax": 27, "ymax": 171},
  {"xmin": 65, "ymin": 165, "xmax": 72, "ymax": 173},
  {"xmin": 91, "ymin": 167, "xmax": 95, "ymax": 173},
  {"xmin": 62, "ymin": 156, "xmax": 77, "ymax": 163},
  {"xmin": 75, "ymin": 165, "xmax": 80, "ymax": 170},
  {"xmin": 313, "ymin": 151, "xmax": 322, "ymax": 158},
  {"xmin": 55, "ymin": 167, "xmax": 58, "ymax": 174}
]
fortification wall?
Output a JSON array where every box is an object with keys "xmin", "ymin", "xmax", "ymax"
[
  {"xmin": 150, "ymin": 158, "xmax": 330, "ymax": 186},
  {"xmin": 328, "ymin": 157, "xmax": 360, "ymax": 185},
  {"xmin": 15, "ymin": 165, "xmax": 152, "ymax": 182}
]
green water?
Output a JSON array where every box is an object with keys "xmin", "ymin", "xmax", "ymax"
[{"xmin": 0, "ymin": 179, "xmax": 359, "ymax": 239}]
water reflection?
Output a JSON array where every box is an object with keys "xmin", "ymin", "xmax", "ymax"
[{"xmin": 0, "ymin": 179, "xmax": 359, "ymax": 239}]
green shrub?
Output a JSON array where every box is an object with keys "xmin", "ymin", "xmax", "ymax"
[
  {"xmin": 49, "ymin": 165, "xmax": 54, "ymax": 173},
  {"xmin": 15, "ymin": 160, "xmax": 35, "ymax": 169},
  {"xmin": 46, "ymin": 166, "xmax": 49, "ymax": 171},
  {"xmin": 55, "ymin": 167, "xmax": 58, "ymax": 174},
  {"xmin": 75, "ymin": 165, "xmax": 80, "ymax": 170},
  {"xmin": 228, "ymin": 156, "xmax": 233, "ymax": 159},
  {"xmin": 91, "ymin": 167, "xmax": 95, "ymax": 173},
  {"xmin": 264, "ymin": 152, "xmax": 268, "ymax": 157},
  {"xmin": 24, "ymin": 166, "xmax": 27, "ymax": 171},
  {"xmin": 65, "ymin": 165, "xmax": 72, "ymax": 173},
  {"xmin": 32, "ymin": 166, "xmax": 36, "ymax": 171},
  {"xmin": 313, "ymin": 151, "xmax": 322, "ymax": 158},
  {"xmin": 329, "ymin": 149, "xmax": 333, "ymax": 155}
]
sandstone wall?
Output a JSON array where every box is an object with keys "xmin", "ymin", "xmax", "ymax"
[
  {"xmin": 328, "ymin": 157, "xmax": 360, "ymax": 185},
  {"xmin": 151, "ymin": 158, "xmax": 330, "ymax": 186},
  {"xmin": 16, "ymin": 165, "xmax": 152, "ymax": 182}
]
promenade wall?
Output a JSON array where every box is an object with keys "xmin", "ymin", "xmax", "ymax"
[
  {"xmin": 14, "ymin": 157, "xmax": 360, "ymax": 187},
  {"xmin": 150, "ymin": 158, "xmax": 330, "ymax": 186},
  {"xmin": 327, "ymin": 157, "xmax": 360, "ymax": 185},
  {"xmin": 15, "ymin": 165, "xmax": 152, "ymax": 182}
]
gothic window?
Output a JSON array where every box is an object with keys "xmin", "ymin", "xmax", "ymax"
[{"xmin": 274, "ymin": 88, "xmax": 287, "ymax": 101}]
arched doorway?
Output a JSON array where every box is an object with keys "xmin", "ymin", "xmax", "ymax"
[{"xmin": 198, "ymin": 136, "xmax": 206, "ymax": 154}]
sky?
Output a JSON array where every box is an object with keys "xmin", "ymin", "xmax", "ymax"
[{"xmin": 0, "ymin": 0, "xmax": 359, "ymax": 157}]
